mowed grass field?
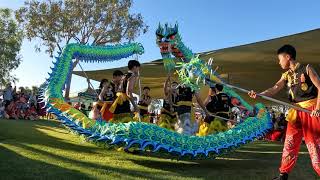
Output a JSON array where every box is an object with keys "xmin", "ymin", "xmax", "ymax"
[{"xmin": 0, "ymin": 119, "xmax": 319, "ymax": 180}]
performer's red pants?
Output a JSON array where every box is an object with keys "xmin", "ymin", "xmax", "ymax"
[
  {"xmin": 102, "ymin": 103, "xmax": 113, "ymax": 121},
  {"xmin": 266, "ymin": 130, "xmax": 284, "ymax": 141},
  {"xmin": 279, "ymin": 105, "xmax": 320, "ymax": 176}
]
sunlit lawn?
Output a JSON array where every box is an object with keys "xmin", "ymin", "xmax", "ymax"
[{"xmin": 0, "ymin": 119, "xmax": 318, "ymax": 180}]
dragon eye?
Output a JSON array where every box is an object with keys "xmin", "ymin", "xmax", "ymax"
[{"xmin": 169, "ymin": 35, "xmax": 175, "ymax": 40}]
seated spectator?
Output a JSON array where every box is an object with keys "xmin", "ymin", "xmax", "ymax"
[
  {"xmin": 0, "ymin": 100, "xmax": 9, "ymax": 119},
  {"xmin": 12, "ymin": 93, "xmax": 26, "ymax": 119},
  {"xmin": 25, "ymin": 104, "xmax": 39, "ymax": 121},
  {"xmin": 17, "ymin": 108, "xmax": 26, "ymax": 119},
  {"xmin": 5, "ymin": 101, "xmax": 18, "ymax": 120},
  {"xmin": 17, "ymin": 92, "xmax": 29, "ymax": 111}
]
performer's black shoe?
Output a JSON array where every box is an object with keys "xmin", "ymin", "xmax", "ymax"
[{"xmin": 272, "ymin": 173, "xmax": 288, "ymax": 180}]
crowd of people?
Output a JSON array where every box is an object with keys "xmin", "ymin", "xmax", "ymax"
[{"xmin": 0, "ymin": 84, "xmax": 43, "ymax": 120}]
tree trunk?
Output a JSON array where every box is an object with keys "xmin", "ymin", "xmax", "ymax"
[
  {"xmin": 64, "ymin": 73, "xmax": 73, "ymax": 101},
  {"xmin": 64, "ymin": 59, "xmax": 80, "ymax": 100}
]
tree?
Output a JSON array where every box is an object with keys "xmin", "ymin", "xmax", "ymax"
[
  {"xmin": 31, "ymin": 85, "xmax": 39, "ymax": 94},
  {"xmin": 15, "ymin": 0, "xmax": 148, "ymax": 99},
  {"xmin": 0, "ymin": 8, "xmax": 23, "ymax": 86}
]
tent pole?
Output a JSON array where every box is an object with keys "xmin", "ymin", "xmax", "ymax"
[{"xmin": 77, "ymin": 62, "xmax": 99, "ymax": 98}]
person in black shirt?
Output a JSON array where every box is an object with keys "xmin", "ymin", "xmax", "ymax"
[
  {"xmin": 158, "ymin": 76, "xmax": 178, "ymax": 130},
  {"xmin": 137, "ymin": 86, "xmax": 152, "ymax": 122},
  {"xmin": 109, "ymin": 60, "xmax": 141, "ymax": 123},
  {"xmin": 111, "ymin": 70, "xmax": 124, "ymax": 93},
  {"xmin": 96, "ymin": 79, "xmax": 114, "ymax": 121},
  {"xmin": 248, "ymin": 44, "xmax": 320, "ymax": 179},
  {"xmin": 198, "ymin": 84, "xmax": 231, "ymax": 136},
  {"xmin": 175, "ymin": 84, "xmax": 208, "ymax": 135},
  {"xmin": 98, "ymin": 79, "xmax": 114, "ymax": 102}
]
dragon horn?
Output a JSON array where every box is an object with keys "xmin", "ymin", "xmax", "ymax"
[
  {"xmin": 196, "ymin": 77, "xmax": 200, "ymax": 85},
  {"xmin": 208, "ymin": 58, "xmax": 213, "ymax": 66},
  {"xmin": 213, "ymin": 66, "xmax": 219, "ymax": 74}
]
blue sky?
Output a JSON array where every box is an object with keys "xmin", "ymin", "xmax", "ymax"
[{"xmin": 0, "ymin": 0, "xmax": 319, "ymax": 93}]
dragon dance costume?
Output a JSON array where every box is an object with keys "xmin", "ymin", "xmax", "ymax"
[
  {"xmin": 198, "ymin": 92, "xmax": 231, "ymax": 136},
  {"xmin": 109, "ymin": 72, "xmax": 134, "ymax": 123},
  {"xmin": 279, "ymin": 63, "xmax": 320, "ymax": 175}
]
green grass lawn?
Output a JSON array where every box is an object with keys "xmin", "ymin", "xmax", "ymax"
[{"xmin": 0, "ymin": 119, "xmax": 318, "ymax": 180}]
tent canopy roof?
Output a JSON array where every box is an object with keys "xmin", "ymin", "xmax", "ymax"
[{"xmin": 73, "ymin": 28, "xmax": 320, "ymax": 104}]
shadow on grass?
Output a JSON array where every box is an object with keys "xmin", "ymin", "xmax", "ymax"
[
  {"xmin": 128, "ymin": 141, "xmax": 317, "ymax": 179},
  {"xmin": 0, "ymin": 145, "xmax": 93, "ymax": 180},
  {"xmin": 0, "ymin": 119, "xmax": 101, "ymax": 154},
  {"xmin": 1, "ymin": 142, "xmax": 185, "ymax": 180}
]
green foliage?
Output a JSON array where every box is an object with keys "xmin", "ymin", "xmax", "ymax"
[
  {"xmin": 0, "ymin": 8, "xmax": 23, "ymax": 86},
  {"xmin": 31, "ymin": 85, "xmax": 39, "ymax": 94},
  {"xmin": 15, "ymin": 0, "xmax": 148, "ymax": 56},
  {"xmin": 15, "ymin": 0, "xmax": 148, "ymax": 99}
]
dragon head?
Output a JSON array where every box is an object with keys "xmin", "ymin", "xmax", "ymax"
[{"xmin": 156, "ymin": 23, "xmax": 184, "ymax": 59}]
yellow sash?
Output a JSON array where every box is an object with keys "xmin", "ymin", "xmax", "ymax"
[
  {"xmin": 138, "ymin": 105, "xmax": 148, "ymax": 110},
  {"xmin": 197, "ymin": 122, "xmax": 209, "ymax": 136},
  {"xmin": 161, "ymin": 108, "xmax": 175, "ymax": 116},
  {"xmin": 177, "ymin": 101, "xmax": 195, "ymax": 122},
  {"xmin": 177, "ymin": 101, "xmax": 193, "ymax": 106},
  {"xmin": 98, "ymin": 101, "xmax": 112, "ymax": 116},
  {"xmin": 286, "ymin": 98, "xmax": 317, "ymax": 123},
  {"xmin": 110, "ymin": 113, "xmax": 133, "ymax": 123},
  {"xmin": 109, "ymin": 92, "xmax": 130, "ymax": 113}
]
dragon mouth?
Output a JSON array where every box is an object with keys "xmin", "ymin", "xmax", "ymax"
[
  {"xmin": 159, "ymin": 42, "xmax": 171, "ymax": 53},
  {"xmin": 159, "ymin": 42, "xmax": 184, "ymax": 58}
]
